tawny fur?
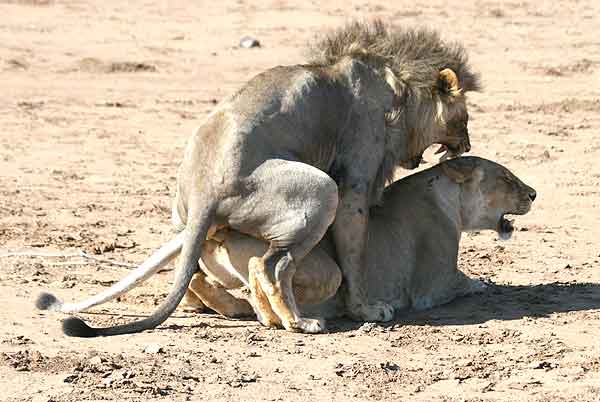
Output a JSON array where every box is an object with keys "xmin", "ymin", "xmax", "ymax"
[
  {"xmin": 186, "ymin": 157, "xmax": 536, "ymax": 319},
  {"xmin": 36, "ymin": 20, "xmax": 480, "ymax": 336}
]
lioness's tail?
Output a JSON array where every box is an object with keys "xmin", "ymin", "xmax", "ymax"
[{"xmin": 35, "ymin": 231, "xmax": 185, "ymax": 314}]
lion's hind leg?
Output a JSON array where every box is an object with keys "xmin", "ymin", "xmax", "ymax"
[
  {"xmin": 248, "ymin": 259, "xmax": 282, "ymax": 327},
  {"xmin": 232, "ymin": 159, "xmax": 339, "ymax": 333}
]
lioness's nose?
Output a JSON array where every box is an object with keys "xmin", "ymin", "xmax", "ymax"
[{"xmin": 529, "ymin": 190, "xmax": 537, "ymax": 202}]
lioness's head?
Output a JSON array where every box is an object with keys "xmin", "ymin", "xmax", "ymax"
[{"xmin": 441, "ymin": 157, "xmax": 537, "ymax": 239}]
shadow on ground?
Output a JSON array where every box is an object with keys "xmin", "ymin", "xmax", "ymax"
[{"xmin": 328, "ymin": 281, "xmax": 600, "ymax": 332}]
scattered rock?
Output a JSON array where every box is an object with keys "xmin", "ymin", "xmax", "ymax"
[
  {"xmin": 357, "ymin": 322, "xmax": 378, "ymax": 333},
  {"xmin": 380, "ymin": 361, "xmax": 400, "ymax": 371},
  {"xmin": 88, "ymin": 356, "xmax": 103, "ymax": 365},
  {"xmin": 63, "ymin": 374, "xmax": 79, "ymax": 383},
  {"xmin": 240, "ymin": 373, "xmax": 257, "ymax": 383},
  {"xmin": 528, "ymin": 360, "xmax": 556, "ymax": 370},
  {"xmin": 109, "ymin": 61, "xmax": 157, "ymax": 73},
  {"xmin": 482, "ymin": 381, "xmax": 496, "ymax": 392},
  {"xmin": 2, "ymin": 335, "xmax": 34, "ymax": 345},
  {"xmin": 239, "ymin": 36, "xmax": 261, "ymax": 48},
  {"xmin": 6, "ymin": 58, "xmax": 29, "ymax": 70},
  {"xmin": 143, "ymin": 343, "xmax": 164, "ymax": 354},
  {"xmin": 334, "ymin": 363, "xmax": 350, "ymax": 377},
  {"xmin": 488, "ymin": 8, "xmax": 505, "ymax": 18},
  {"xmin": 17, "ymin": 100, "xmax": 44, "ymax": 110},
  {"xmin": 97, "ymin": 101, "xmax": 136, "ymax": 108},
  {"xmin": 76, "ymin": 58, "xmax": 157, "ymax": 73}
]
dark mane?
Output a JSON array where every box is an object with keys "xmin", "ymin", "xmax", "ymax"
[{"xmin": 306, "ymin": 19, "xmax": 481, "ymax": 92}]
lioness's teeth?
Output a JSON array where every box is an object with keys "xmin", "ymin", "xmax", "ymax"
[{"xmin": 500, "ymin": 217, "xmax": 515, "ymax": 233}]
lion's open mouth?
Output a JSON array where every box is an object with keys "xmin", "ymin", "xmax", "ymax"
[{"xmin": 435, "ymin": 144, "xmax": 461, "ymax": 162}]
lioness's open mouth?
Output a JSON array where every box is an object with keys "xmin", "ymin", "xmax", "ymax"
[{"xmin": 497, "ymin": 214, "xmax": 515, "ymax": 240}]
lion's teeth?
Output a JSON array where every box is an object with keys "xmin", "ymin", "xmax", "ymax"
[
  {"xmin": 438, "ymin": 149, "xmax": 460, "ymax": 162},
  {"xmin": 435, "ymin": 145, "xmax": 448, "ymax": 155}
]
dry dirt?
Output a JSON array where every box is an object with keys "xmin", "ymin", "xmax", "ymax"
[{"xmin": 1, "ymin": 1, "xmax": 600, "ymax": 401}]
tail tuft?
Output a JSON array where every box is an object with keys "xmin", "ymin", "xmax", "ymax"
[
  {"xmin": 62, "ymin": 317, "xmax": 98, "ymax": 338},
  {"xmin": 36, "ymin": 292, "xmax": 62, "ymax": 311}
]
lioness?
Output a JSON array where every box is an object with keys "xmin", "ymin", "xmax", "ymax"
[
  {"xmin": 41, "ymin": 157, "xmax": 536, "ymax": 322},
  {"xmin": 37, "ymin": 20, "xmax": 480, "ymax": 336},
  {"xmin": 184, "ymin": 156, "xmax": 537, "ymax": 318}
]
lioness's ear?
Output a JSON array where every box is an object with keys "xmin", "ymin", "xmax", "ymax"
[
  {"xmin": 441, "ymin": 158, "xmax": 483, "ymax": 184},
  {"xmin": 441, "ymin": 162, "xmax": 468, "ymax": 183},
  {"xmin": 437, "ymin": 68, "xmax": 462, "ymax": 97}
]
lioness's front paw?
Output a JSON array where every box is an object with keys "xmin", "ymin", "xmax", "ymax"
[
  {"xmin": 285, "ymin": 317, "xmax": 326, "ymax": 334},
  {"xmin": 349, "ymin": 301, "xmax": 394, "ymax": 322}
]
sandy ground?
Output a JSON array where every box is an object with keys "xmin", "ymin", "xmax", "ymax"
[{"xmin": 1, "ymin": 1, "xmax": 600, "ymax": 401}]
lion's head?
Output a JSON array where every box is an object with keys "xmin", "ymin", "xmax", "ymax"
[
  {"xmin": 441, "ymin": 157, "xmax": 537, "ymax": 240},
  {"xmin": 308, "ymin": 20, "xmax": 480, "ymax": 173}
]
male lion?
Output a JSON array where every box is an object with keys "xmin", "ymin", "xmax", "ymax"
[{"xmin": 37, "ymin": 20, "xmax": 479, "ymax": 336}]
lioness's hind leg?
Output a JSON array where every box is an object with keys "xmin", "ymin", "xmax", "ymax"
[
  {"xmin": 181, "ymin": 282, "xmax": 208, "ymax": 313},
  {"xmin": 188, "ymin": 269, "xmax": 254, "ymax": 318}
]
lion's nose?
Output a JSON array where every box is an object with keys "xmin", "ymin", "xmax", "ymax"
[
  {"xmin": 529, "ymin": 190, "xmax": 537, "ymax": 202},
  {"xmin": 461, "ymin": 138, "xmax": 471, "ymax": 153}
]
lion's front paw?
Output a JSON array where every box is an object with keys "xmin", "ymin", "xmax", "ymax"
[{"xmin": 349, "ymin": 301, "xmax": 394, "ymax": 322}]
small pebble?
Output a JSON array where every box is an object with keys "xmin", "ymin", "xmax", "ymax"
[
  {"xmin": 239, "ymin": 36, "xmax": 261, "ymax": 48},
  {"xmin": 144, "ymin": 343, "xmax": 164, "ymax": 354},
  {"xmin": 88, "ymin": 356, "xmax": 103, "ymax": 365}
]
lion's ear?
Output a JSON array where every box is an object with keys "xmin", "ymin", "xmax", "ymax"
[{"xmin": 437, "ymin": 68, "xmax": 462, "ymax": 97}]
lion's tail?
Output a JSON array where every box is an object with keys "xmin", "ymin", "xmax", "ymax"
[
  {"xmin": 35, "ymin": 231, "xmax": 185, "ymax": 314},
  {"xmin": 60, "ymin": 199, "xmax": 215, "ymax": 337}
]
